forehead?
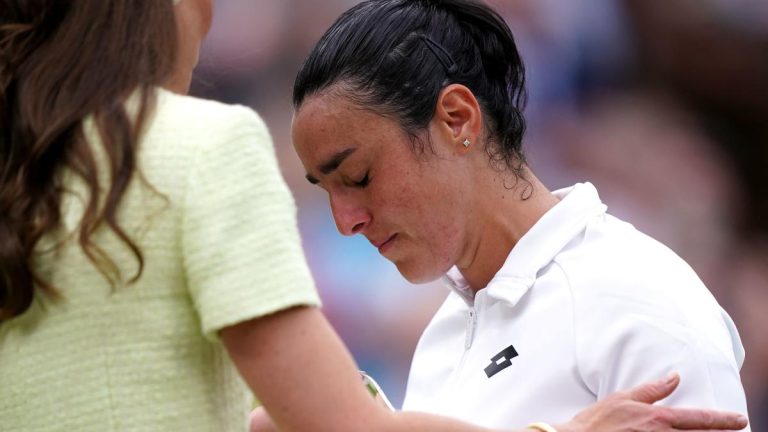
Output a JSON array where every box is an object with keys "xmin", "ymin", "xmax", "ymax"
[
  {"xmin": 292, "ymin": 92, "xmax": 353, "ymax": 151},
  {"xmin": 291, "ymin": 91, "xmax": 401, "ymax": 163}
]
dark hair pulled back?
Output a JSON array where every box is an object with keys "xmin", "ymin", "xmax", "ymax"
[{"xmin": 293, "ymin": 0, "xmax": 527, "ymax": 170}]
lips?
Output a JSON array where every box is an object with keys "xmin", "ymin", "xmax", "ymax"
[{"xmin": 372, "ymin": 234, "xmax": 397, "ymax": 254}]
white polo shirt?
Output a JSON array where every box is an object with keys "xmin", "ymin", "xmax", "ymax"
[{"xmin": 402, "ymin": 183, "xmax": 750, "ymax": 429}]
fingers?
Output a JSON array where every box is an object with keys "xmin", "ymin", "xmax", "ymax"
[
  {"xmin": 663, "ymin": 407, "xmax": 748, "ymax": 430},
  {"xmin": 624, "ymin": 372, "xmax": 680, "ymax": 403}
]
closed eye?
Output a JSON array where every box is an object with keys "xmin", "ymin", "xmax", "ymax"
[{"xmin": 354, "ymin": 172, "xmax": 370, "ymax": 188}]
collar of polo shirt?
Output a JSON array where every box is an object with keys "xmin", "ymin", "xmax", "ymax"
[{"xmin": 442, "ymin": 183, "xmax": 607, "ymax": 307}]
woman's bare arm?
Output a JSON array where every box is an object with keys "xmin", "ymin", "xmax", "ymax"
[
  {"xmin": 221, "ymin": 306, "xmax": 494, "ymax": 432},
  {"xmin": 222, "ymin": 306, "xmax": 747, "ymax": 432}
]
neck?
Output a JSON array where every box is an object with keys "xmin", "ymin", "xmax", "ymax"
[{"xmin": 456, "ymin": 168, "xmax": 559, "ymax": 292}]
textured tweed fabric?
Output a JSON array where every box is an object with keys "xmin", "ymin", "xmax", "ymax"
[{"xmin": 0, "ymin": 89, "xmax": 320, "ymax": 431}]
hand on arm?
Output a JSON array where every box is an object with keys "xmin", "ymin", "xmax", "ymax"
[
  {"xmin": 222, "ymin": 306, "xmax": 746, "ymax": 432},
  {"xmin": 556, "ymin": 373, "xmax": 748, "ymax": 432}
]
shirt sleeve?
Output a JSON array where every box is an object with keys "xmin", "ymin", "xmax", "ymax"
[
  {"xmin": 574, "ymin": 287, "xmax": 750, "ymax": 419},
  {"xmin": 181, "ymin": 107, "xmax": 320, "ymax": 340}
]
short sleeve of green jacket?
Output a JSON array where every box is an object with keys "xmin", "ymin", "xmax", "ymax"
[{"xmin": 181, "ymin": 107, "xmax": 320, "ymax": 340}]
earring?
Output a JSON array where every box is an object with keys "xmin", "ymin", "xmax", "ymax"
[{"xmin": 462, "ymin": 138, "xmax": 471, "ymax": 148}]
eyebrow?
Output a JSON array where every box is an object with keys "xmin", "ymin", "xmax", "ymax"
[{"xmin": 305, "ymin": 147, "xmax": 357, "ymax": 184}]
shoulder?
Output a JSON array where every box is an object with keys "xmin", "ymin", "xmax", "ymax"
[
  {"xmin": 150, "ymin": 88, "xmax": 270, "ymax": 146},
  {"xmin": 141, "ymin": 89, "xmax": 278, "ymax": 177},
  {"xmin": 548, "ymin": 213, "xmax": 746, "ymax": 407},
  {"xmin": 556, "ymin": 214, "xmax": 703, "ymax": 300},
  {"xmin": 553, "ymin": 214, "xmax": 742, "ymax": 360},
  {"xmin": 553, "ymin": 213, "xmax": 728, "ymax": 331},
  {"xmin": 127, "ymin": 89, "xmax": 288, "ymax": 216}
]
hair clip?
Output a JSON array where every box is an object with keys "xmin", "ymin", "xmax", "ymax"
[{"xmin": 418, "ymin": 35, "xmax": 459, "ymax": 75}]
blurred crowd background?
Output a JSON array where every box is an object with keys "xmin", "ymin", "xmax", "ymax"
[{"xmin": 190, "ymin": 0, "xmax": 768, "ymax": 427}]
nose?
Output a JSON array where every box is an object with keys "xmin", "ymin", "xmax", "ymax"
[{"xmin": 329, "ymin": 192, "xmax": 371, "ymax": 236}]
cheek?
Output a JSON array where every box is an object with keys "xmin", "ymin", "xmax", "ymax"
[
  {"xmin": 423, "ymin": 218, "xmax": 464, "ymax": 266},
  {"xmin": 380, "ymin": 179, "xmax": 464, "ymax": 262},
  {"xmin": 372, "ymin": 174, "xmax": 435, "ymax": 228}
]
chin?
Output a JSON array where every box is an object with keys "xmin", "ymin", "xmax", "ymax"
[{"xmin": 395, "ymin": 261, "xmax": 447, "ymax": 285}]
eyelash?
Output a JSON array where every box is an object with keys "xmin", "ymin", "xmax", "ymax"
[{"xmin": 353, "ymin": 172, "xmax": 370, "ymax": 188}]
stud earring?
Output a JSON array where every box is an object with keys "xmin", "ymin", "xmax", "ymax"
[{"xmin": 462, "ymin": 138, "xmax": 471, "ymax": 148}]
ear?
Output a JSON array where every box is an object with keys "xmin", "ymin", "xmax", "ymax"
[{"xmin": 431, "ymin": 84, "xmax": 483, "ymax": 153}]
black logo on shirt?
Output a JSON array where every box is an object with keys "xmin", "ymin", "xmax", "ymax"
[{"xmin": 484, "ymin": 344, "xmax": 519, "ymax": 378}]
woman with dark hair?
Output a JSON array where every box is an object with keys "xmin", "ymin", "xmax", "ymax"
[
  {"xmin": 0, "ymin": 0, "xmax": 748, "ymax": 431},
  {"xmin": 287, "ymin": 0, "xmax": 752, "ymax": 430}
]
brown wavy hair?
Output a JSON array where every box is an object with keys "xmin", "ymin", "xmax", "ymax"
[{"xmin": 0, "ymin": 1, "xmax": 178, "ymax": 321}]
